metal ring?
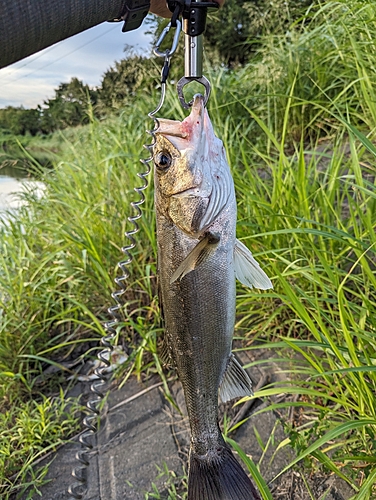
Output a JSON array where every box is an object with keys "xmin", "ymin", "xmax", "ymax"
[{"xmin": 176, "ymin": 75, "xmax": 211, "ymax": 109}]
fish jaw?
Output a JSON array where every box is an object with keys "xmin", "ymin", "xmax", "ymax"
[
  {"xmin": 155, "ymin": 94, "xmax": 205, "ymax": 152},
  {"xmin": 154, "ymin": 94, "xmax": 235, "ymax": 237}
]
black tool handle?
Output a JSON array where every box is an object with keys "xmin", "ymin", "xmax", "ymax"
[{"xmin": 167, "ymin": 0, "xmax": 218, "ymax": 36}]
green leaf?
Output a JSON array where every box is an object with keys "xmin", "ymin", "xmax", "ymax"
[
  {"xmin": 274, "ymin": 420, "xmax": 376, "ymax": 482},
  {"xmin": 225, "ymin": 437, "xmax": 273, "ymax": 500}
]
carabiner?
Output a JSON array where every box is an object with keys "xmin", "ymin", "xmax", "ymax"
[{"xmin": 153, "ymin": 20, "xmax": 182, "ymax": 58}]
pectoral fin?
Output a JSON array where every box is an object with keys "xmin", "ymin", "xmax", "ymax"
[
  {"xmin": 234, "ymin": 239, "xmax": 273, "ymax": 290},
  {"xmin": 170, "ymin": 233, "xmax": 220, "ymax": 283},
  {"xmin": 219, "ymin": 354, "xmax": 253, "ymax": 403}
]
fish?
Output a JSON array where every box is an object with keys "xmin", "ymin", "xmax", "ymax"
[{"xmin": 153, "ymin": 94, "xmax": 272, "ymax": 500}]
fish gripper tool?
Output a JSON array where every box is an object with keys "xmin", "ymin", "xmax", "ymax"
[{"xmin": 168, "ymin": 0, "xmax": 218, "ymax": 109}]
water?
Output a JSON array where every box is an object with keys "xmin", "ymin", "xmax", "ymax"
[{"xmin": 0, "ymin": 165, "xmax": 44, "ymax": 212}]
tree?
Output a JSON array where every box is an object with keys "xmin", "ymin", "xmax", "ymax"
[
  {"xmin": 0, "ymin": 78, "xmax": 98, "ymax": 136},
  {"xmin": 97, "ymin": 55, "xmax": 159, "ymax": 112},
  {"xmin": 0, "ymin": 106, "xmax": 41, "ymax": 135},
  {"xmin": 207, "ymin": 0, "xmax": 315, "ymax": 65},
  {"xmin": 41, "ymin": 77, "xmax": 97, "ymax": 131}
]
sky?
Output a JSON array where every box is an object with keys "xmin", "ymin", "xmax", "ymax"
[{"xmin": 0, "ymin": 18, "xmax": 155, "ymax": 108}]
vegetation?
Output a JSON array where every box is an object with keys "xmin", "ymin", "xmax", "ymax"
[
  {"xmin": 204, "ymin": 0, "xmax": 314, "ymax": 65},
  {"xmin": 1, "ymin": 0, "xmax": 376, "ymax": 498}
]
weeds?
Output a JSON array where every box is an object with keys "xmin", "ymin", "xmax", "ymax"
[
  {"xmin": 145, "ymin": 462, "xmax": 187, "ymax": 500},
  {"xmin": 0, "ymin": 390, "xmax": 80, "ymax": 499}
]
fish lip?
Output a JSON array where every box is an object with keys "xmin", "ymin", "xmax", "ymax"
[
  {"xmin": 155, "ymin": 95, "xmax": 205, "ymax": 144},
  {"xmin": 192, "ymin": 93, "xmax": 205, "ymax": 112}
]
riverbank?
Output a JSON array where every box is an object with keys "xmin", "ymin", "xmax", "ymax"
[{"xmin": 1, "ymin": 1, "xmax": 376, "ymax": 497}]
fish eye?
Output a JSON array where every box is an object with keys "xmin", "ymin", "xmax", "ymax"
[{"xmin": 154, "ymin": 151, "xmax": 172, "ymax": 171}]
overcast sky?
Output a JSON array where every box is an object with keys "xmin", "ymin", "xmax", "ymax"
[{"xmin": 0, "ymin": 18, "xmax": 155, "ymax": 108}]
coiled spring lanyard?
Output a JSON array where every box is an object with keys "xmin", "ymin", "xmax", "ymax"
[{"xmin": 68, "ymin": 3, "xmax": 215, "ymax": 498}]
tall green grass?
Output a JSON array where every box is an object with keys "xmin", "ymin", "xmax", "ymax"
[
  {"xmin": 232, "ymin": 126, "xmax": 376, "ymax": 496},
  {"xmin": 1, "ymin": 0, "xmax": 376, "ymax": 497}
]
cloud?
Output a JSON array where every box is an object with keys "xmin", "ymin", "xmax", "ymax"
[{"xmin": 0, "ymin": 19, "xmax": 155, "ymax": 108}]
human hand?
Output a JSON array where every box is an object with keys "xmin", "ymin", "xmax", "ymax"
[{"xmin": 149, "ymin": 0, "xmax": 225, "ymax": 18}]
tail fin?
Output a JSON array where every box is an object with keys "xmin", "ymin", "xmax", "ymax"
[{"xmin": 188, "ymin": 444, "xmax": 261, "ymax": 500}]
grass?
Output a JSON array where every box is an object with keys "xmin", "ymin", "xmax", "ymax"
[
  {"xmin": 1, "ymin": 0, "xmax": 376, "ymax": 497},
  {"xmin": 0, "ymin": 391, "xmax": 81, "ymax": 498},
  {"xmin": 145, "ymin": 462, "xmax": 188, "ymax": 500}
]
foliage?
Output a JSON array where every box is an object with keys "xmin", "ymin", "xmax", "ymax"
[
  {"xmin": 0, "ymin": 103, "xmax": 163, "ymax": 494},
  {"xmin": 40, "ymin": 77, "xmax": 97, "ymax": 131},
  {"xmin": 231, "ymin": 123, "xmax": 376, "ymax": 494},
  {"xmin": 0, "ymin": 107, "xmax": 41, "ymax": 136},
  {"xmin": 251, "ymin": 0, "xmax": 376, "ymax": 142},
  {"xmin": 205, "ymin": 0, "xmax": 314, "ymax": 65},
  {"xmin": 0, "ymin": 129, "xmax": 71, "ymax": 173},
  {"xmin": 0, "ymin": 78, "xmax": 96, "ymax": 136},
  {"xmin": 145, "ymin": 462, "xmax": 187, "ymax": 499},
  {"xmin": 97, "ymin": 54, "xmax": 160, "ymax": 113},
  {"xmin": 0, "ymin": 391, "xmax": 80, "ymax": 499}
]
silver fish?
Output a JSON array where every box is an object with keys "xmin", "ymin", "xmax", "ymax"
[{"xmin": 153, "ymin": 94, "xmax": 272, "ymax": 500}]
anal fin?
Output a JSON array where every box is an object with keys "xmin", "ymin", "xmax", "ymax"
[
  {"xmin": 219, "ymin": 354, "xmax": 253, "ymax": 403},
  {"xmin": 234, "ymin": 239, "xmax": 273, "ymax": 290},
  {"xmin": 170, "ymin": 232, "xmax": 220, "ymax": 284}
]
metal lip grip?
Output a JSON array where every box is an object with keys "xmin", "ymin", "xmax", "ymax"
[
  {"xmin": 169, "ymin": 0, "xmax": 219, "ymax": 108},
  {"xmin": 109, "ymin": 0, "xmax": 151, "ymax": 32}
]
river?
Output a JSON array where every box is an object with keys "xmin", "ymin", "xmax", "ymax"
[{"xmin": 0, "ymin": 165, "xmax": 44, "ymax": 213}]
